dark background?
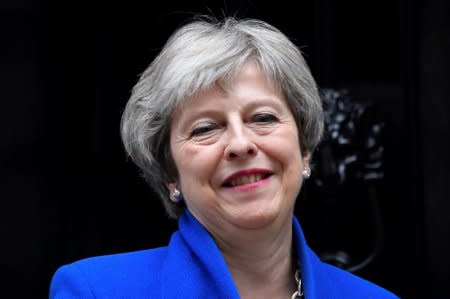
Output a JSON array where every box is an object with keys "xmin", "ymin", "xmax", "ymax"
[{"xmin": 1, "ymin": 0, "xmax": 449, "ymax": 298}]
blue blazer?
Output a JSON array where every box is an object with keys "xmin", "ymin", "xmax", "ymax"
[{"xmin": 50, "ymin": 210, "xmax": 399, "ymax": 298}]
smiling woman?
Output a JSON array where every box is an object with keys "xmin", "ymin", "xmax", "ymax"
[
  {"xmin": 49, "ymin": 16, "xmax": 399, "ymax": 299},
  {"xmin": 170, "ymin": 61, "xmax": 306, "ymax": 233}
]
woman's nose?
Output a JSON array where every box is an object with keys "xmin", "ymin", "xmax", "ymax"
[{"xmin": 224, "ymin": 123, "xmax": 258, "ymax": 160}]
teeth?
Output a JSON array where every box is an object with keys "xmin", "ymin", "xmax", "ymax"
[{"xmin": 229, "ymin": 174, "xmax": 264, "ymax": 186}]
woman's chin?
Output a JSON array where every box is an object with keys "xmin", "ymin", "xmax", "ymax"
[{"xmin": 224, "ymin": 206, "xmax": 282, "ymax": 230}]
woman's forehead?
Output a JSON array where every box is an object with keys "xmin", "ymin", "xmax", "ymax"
[{"xmin": 176, "ymin": 61, "xmax": 281, "ymax": 108}]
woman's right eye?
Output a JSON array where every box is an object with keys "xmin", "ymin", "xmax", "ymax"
[{"xmin": 190, "ymin": 123, "xmax": 218, "ymax": 137}]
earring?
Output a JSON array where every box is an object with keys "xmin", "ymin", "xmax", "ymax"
[
  {"xmin": 172, "ymin": 188, "xmax": 183, "ymax": 202},
  {"xmin": 302, "ymin": 166, "xmax": 311, "ymax": 179}
]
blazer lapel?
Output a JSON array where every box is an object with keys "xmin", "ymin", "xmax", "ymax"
[
  {"xmin": 292, "ymin": 216, "xmax": 339, "ymax": 299},
  {"xmin": 160, "ymin": 210, "xmax": 240, "ymax": 299}
]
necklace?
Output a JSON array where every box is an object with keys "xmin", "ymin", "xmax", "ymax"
[{"xmin": 291, "ymin": 269, "xmax": 304, "ymax": 299}]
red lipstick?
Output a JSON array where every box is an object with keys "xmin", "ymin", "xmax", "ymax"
[{"xmin": 222, "ymin": 168, "xmax": 273, "ymax": 188}]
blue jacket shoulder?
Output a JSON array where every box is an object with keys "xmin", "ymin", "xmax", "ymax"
[
  {"xmin": 313, "ymin": 256, "xmax": 399, "ymax": 298},
  {"xmin": 50, "ymin": 247, "xmax": 167, "ymax": 299}
]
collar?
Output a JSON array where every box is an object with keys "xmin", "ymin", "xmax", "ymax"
[{"xmin": 160, "ymin": 209, "xmax": 320, "ymax": 298}]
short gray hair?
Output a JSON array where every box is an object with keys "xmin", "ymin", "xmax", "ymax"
[{"xmin": 121, "ymin": 16, "xmax": 324, "ymax": 218}]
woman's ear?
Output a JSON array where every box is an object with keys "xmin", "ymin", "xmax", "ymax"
[
  {"xmin": 166, "ymin": 182, "xmax": 177, "ymax": 194},
  {"xmin": 167, "ymin": 182, "xmax": 179, "ymax": 203},
  {"xmin": 302, "ymin": 151, "xmax": 311, "ymax": 168},
  {"xmin": 302, "ymin": 151, "xmax": 312, "ymax": 179}
]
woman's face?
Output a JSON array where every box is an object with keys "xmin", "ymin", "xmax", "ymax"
[{"xmin": 170, "ymin": 61, "xmax": 309, "ymax": 234}]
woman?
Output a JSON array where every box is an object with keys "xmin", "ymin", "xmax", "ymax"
[{"xmin": 50, "ymin": 17, "xmax": 398, "ymax": 298}]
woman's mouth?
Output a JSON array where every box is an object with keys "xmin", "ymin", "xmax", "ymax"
[{"xmin": 222, "ymin": 169, "xmax": 273, "ymax": 188}]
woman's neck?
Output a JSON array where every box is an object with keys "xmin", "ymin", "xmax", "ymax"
[{"xmin": 213, "ymin": 216, "xmax": 297, "ymax": 299}]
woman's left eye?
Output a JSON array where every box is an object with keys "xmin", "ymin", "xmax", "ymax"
[{"xmin": 251, "ymin": 113, "xmax": 278, "ymax": 123}]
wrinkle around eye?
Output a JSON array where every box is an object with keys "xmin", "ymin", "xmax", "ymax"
[
  {"xmin": 247, "ymin": 115, "xmax": 294, "ymax": 135},
  {"xmin": 247, "ymin": 121, "xmax": 278, "ymax": 134},
  {"xmin": 251, "ymin": 112, "xmax": 279, "ymax": 124},
  {"xmin": 191, "ymin": 126, "xmax": 215, "ymax": 137},
  {"xmin": 189, "ymin": 120, "xmax": 220, "ymax": 136},
  {"xmin": 190, "ymin": 127, "xmax": 223, "ymax": 144}
]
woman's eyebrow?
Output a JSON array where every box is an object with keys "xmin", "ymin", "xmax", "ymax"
[
  {"xmin": 174, "ymin": 108, "xmax": 224, "ymax": 133},
  {"xmin": 242, "ymin": 97, "xmax": 286, "ymax": 111}
]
